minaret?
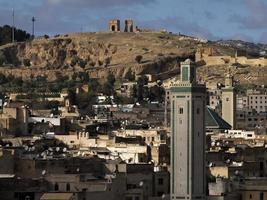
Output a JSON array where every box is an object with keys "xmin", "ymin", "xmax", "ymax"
[
  {"xmin": 170, "ymin": 59, "xmax": 206, "ymax": 200},
  {"xmin": 222, "ymin": 71, "xmax": 236, "ymax": 129}
]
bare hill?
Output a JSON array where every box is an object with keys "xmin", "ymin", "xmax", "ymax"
[{"xmin": 0, "ymin": 32, "xmax": 266, "ymax": 86}]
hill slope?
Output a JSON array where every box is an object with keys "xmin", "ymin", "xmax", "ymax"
[{"xmin": 0, "ymin": 32, "xmax": 266, "ymax": 86}]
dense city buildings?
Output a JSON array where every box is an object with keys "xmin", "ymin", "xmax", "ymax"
[{"xmin": 0, "ymin": 3, "xmax": 266, "ymax": 197}]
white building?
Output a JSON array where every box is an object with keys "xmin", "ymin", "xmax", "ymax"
[{"xmin": 226, "ymin": 130, "xmax": 255, "ymax": 140}]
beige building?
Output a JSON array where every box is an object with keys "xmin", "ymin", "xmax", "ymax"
[{"xmin": 0, "ymin": 102, "xmax": 29, "ymax": 136}]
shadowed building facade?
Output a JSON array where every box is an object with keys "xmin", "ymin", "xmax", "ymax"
[{"xmin": 170, "ymin": 59, "xmax": 206, "ymax": 200}]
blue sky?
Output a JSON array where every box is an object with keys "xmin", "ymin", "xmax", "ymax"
[{"xmin": 0, "ymin": 0, "xmax": 267, "ymax": 43}]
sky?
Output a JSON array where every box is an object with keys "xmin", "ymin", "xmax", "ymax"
[{"xmin": 0, "ymin": 0, "xmax": 267, "ymax": 44}]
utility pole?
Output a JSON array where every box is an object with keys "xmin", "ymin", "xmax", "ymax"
[
  {"xmin": 32, "ymin": 17, "xmax": 36, "ymax": 39},
  {"xmin": 12, "ymin": 8, "xmax": 15, "ymax": 43}
]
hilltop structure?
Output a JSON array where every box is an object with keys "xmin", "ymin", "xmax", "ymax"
[
  {"xmin": 108, "ymin": 19, "xmax": 120, "ymax": 32},
  {"xmin": 109, "ymin": 19, "xmax": 135, "ymax": 33},
  {"xmin": 170, "ymin": 59, "xmax": 206, "ymax": 200}
]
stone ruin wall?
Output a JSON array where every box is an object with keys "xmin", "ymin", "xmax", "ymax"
[{"xmin": 196, "ymin": 47, "xmax": 267, "ymax": 66}]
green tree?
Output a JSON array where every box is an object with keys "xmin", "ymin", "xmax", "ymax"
[
  {"xmin": 79, "ymin": 59, "xmax": 87, "ymax": 68},
  {"xmin": 125, "ymin": 69, "xmax": 135, "ymax": 81},
  {"xmin": 136, "ymin": 76, "xmax": 148, "ymax": 102},
  {"xmin": 0, "ymin": 51, "xmax": 6, "ymax": 65},
  {"xmin": 78, "ymin": 72, "xmax": 89, "ymax": 83},
  {"xmin": 89, "ymin": 78, "xmax": 100, "ymax": 93},
  {"xmin": 149, "ymin": 85, "xmax": 165, "ymax": 102},
  {"xmin": 23, "ymin": 59, "xmax": 31, "ymax": 67},
  {"xmin": 0, "ymin": 25, "xmax": 30, "ymax": 45},
  {"xmin": 103, "ymin": 73, "xmax": 116, "ymax": 96},
  {"xmin": 0, "ymin": 73, "xmax": 7, "ymax": 84}
]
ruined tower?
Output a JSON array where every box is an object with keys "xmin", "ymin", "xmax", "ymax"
[
  {"xmin": 124, "ymin": 19, "xmax": 134, "ymax": 32},
  {"xmin": 109, "ymin": 20, "xmax": 120, "ymax": 32}
]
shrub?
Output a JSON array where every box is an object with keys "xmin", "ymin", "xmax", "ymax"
[
  {"xmin": 135, "ymin": 55, "xmax": 143, "ymax": 64},
  {"xmin": 125, "ymin": 69, "xmax": 135, "ymax": 81},
  {"xmin": 0, "ymin": 51, "xmax": 5, "ymax": 65},
  {"xmin": 70, "ymin": 56, "xmax": 79, "ymax": 67},
  {"xmin": 79, "ymin": 59, "xmax": 87, "ymax": 68},
  {"xmin": 23, "ymin": 59, "xmax": 31, "ymax": 67}
]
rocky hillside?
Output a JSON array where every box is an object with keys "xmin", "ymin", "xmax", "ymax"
[
  {"xmin": 0, "ymin": 32, "xmax": 198, "ymax": 81},
  {"xmin": 0, "ymin": 32, "xmax": 266, "ymax": 85}
]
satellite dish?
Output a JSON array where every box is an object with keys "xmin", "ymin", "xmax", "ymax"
[
  {"xmin": 63, "ymin": 148, "xmax": 67, "ymax": 152},
  {"xmin": 139, "ymin": 181, "xmax": 144, "ymax": 187},
  {"xmin": 56, "ymin": 147, "xmax": 60, "ymax": 152},
  {"xmin": 42, "ymin": 170, "xmax": 46, "ymax": 176},
  {"xmin": 211, "ymin": 142, "xmax": 215, "ymax": 147}
]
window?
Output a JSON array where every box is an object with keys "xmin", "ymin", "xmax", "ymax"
[
  {"xmin": 55, "ymin": 183, "xmax": 59, "ymax": 191},
  {"xmin": 66, "ymin": 183, "xmax": 70, "ymax": 191},
  {"xmin": 179, "ymin": 107, "xmax": 183, "ymax": 114},
  {"xmin": 197, "ymin": 108, "xmax": 200, "ymax": 114},
  {"xmin": 260, "ymin": 192, "xmax": 264, "ymax": 200},
  {"xmin": 158, "ymin": 178, "xmax": 164, "ymax": 185},
  {"xmin": 157, "ymin": 192, "xmax": 164, "ymax": 197}
]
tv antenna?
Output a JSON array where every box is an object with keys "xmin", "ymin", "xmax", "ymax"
[
  {"xmin": 32, "ymin": 17, "xmax": 36, "ymax": 39},
  {"xmin": 12, "ymin": 8, "xmax": 15, "ymax": 43}
]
